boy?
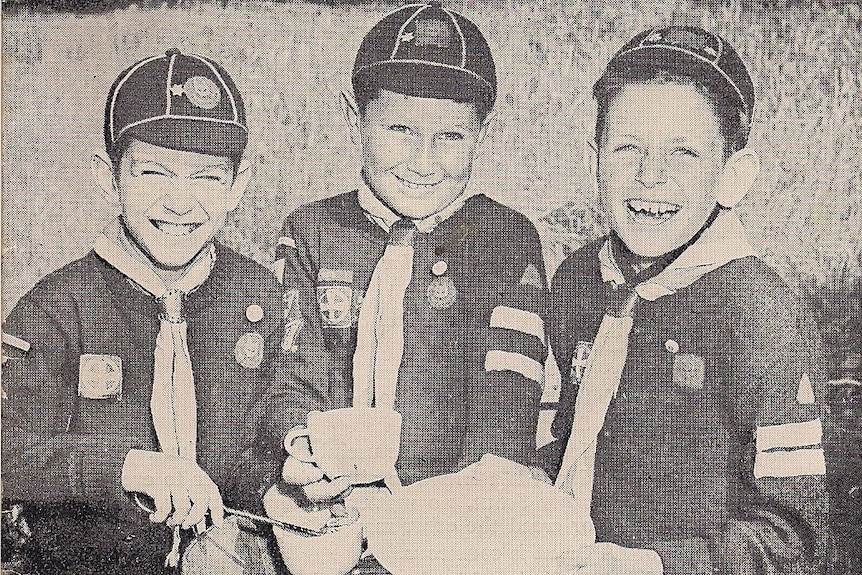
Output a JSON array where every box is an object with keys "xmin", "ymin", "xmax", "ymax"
[
  {"xmin": 1, "ymin": 50, "xmax": 286, "ymax": 573},
  {"xmin": 262, "ymin": 0, "xmax": 548, "ymax": 537},
  {"xmin": 542, "ymin": 27, "xmax": 832, "ymax": 575}
]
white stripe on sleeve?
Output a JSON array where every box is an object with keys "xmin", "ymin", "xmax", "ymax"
[
  {"xmin": 756, "ymin": 419, "xmax": 823, "ymax": 452},
  {"xmin": 754, "ymin": 447, "xmax": 826, "ymax": 479},
  {"xmin": 489, "ymin": 306, "xmax": 545, "ymax": 340},
  {"xmin": 484, "ymin": 350, "xmax": 543, "ymax": 384},
  {"xmin": 277, "ymin": 236, "xmax": 297, "ymax": 249}
]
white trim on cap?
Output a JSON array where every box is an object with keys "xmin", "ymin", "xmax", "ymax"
[
  {"xmin": 355, "ymin": 59, "xmax": 495, "ymax": 93},
  {"xmin": 165, "ymin": 53, "xmax": 178, "ymax": 116},
  {"xmin": 116, "ymin": 114, "xmax": 248, "ymax": 141},
  {"xmin": 441, "ymin": 8, "xmax": 467, "ymax": 69},
  {"xmin": 615, "ymin": 43, "xmax": 749, "ymax": 117},
  {"xmin": 191, "ymin": 53, "xmax": 239, "ymax": 123},
  {"xmin": 109, "ymin": 54, "xmax": 163, "ymax": 143},
  {"xmin": 391, "ymin": 4, "xmax": 428, "ymax": 60}
]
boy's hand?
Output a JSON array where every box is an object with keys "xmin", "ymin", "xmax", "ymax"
[
  {"xmin": 562, "ymin": 543, "xmax": 663, "ymax": 574},
  {"xmin": 121, "ymin": 449, "xmax": 224, "ymax": 530},
  {"xmin": 281, "ymin": 436, "xmax": 354, "ymax": 502}
]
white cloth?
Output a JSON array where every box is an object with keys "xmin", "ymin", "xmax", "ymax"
[
  {"xmin": 94, "ymin": 221, "xmax": 214, "ymax": 460},
  {"xmin": 555, "ymin": 211, "xmax": 757, "ymax": 518}
]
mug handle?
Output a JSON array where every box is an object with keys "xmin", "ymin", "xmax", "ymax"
[{"xmin": 283, "ymin": 426, "xmax": 316, "ymax": 463}]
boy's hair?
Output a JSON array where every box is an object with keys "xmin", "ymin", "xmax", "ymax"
[
  {"xmin": 351, "ymin": 3, "xmax": 496, "ymax": 122},
  {"xmin": 593, "ymin": 27, "xmax": 754, "ymax": 159},
  {"xmin": 104, "ymin": 49, "xmax": 248, "ymax": 171}
]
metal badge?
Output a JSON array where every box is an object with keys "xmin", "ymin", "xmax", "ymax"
[
  {"xmin": 182, "ymin": 76, "xmax": 221, "ymax": 109},
  {"xmin": 427, "ymin": 276, "xmax": 457, "ymax": 309},
  {"xmin": 235, "ymin": 332, "xmax": 265, "ymax": 369}
]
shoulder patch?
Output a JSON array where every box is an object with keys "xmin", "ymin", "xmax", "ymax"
[
  {"xmin": 3, "ymin": 333, "xmax": 31, "ymax": 353},
  {"xmin": 519, "ymin": 263, "xmax": 544, "ymax": 289},
  {"xmin": 797, "ymin": 373, "xmax": 815, "ymax": 405}
]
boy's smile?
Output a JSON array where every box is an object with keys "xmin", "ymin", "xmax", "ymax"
[
  {"xmin": 109, "ymin": 140, "xmax": 245, "ymax": 271},
  {"xmin": 596, "ymin": 82, "xmax": 727, "ymax": 258},
  {"xmin": 355, "ymin": 89, "xmax": 488, "ymax": 220}
]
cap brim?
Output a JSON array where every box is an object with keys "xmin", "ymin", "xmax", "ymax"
[
  {"xmin": 354, "ymin": 61, "xmax": 495, "ymax": 109},
  {"xmin": 123, "ymin": 117, "xmax": 248, "ymax": 159},
  {"xmin": 605, "ymin": 47, "xmax": 748, "ymax": 114}
]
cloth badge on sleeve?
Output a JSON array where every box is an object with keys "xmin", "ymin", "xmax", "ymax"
[
  {"xmin": 673, "ymin": 353, "xmax": 705, "ymax": 391},
  {"xmin": 318, "ymin": 286, "xmax": 353, "ymax": 328},
  {"xmin": 78, "ymin": 354, "xmax": 123, "ymax": 399},
  {"xmin": 570, "ymin": 341, "xmax": 592, "ymax": 384},
  {"xmin": 281, "ymin": 318, "xmax": 304, "ymax": 353}
]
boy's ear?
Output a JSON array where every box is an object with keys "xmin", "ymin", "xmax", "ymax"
[
  {"xmin": 340, "ymin": 90, "xmax": 362, "ymax": 145},
  {"xmin": 92, "ymin": 150, "xmax": 120, "ymax": 205},
  {"xmin": 584, "ymin": 138, "xmax": 599, "ymax": 180},
  {"xmin": 716, "ymin": 148, "xmax": 760, "ymax": 208},
  {"xmin": 227, "ymin": 159, "xmax": 253, "ymax": 210},
  {"xmin": 477, "ymin": 110, "xmax": 496, "ymax": 145}
]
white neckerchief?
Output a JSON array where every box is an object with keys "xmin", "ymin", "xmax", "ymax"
[
  {"xmin": 555, "ymin": 211, "xmax": 756, "ymax": 517},
  {"xmin": 94, "ymin": 220, "xmax": 215, "ymax": 461}
]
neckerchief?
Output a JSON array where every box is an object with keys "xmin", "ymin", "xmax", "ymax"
[
  {"xmin": 94, "ymin": 219, "xmax": 215, "ymax": 565},
  {"xmin": 555, "ymin": 210, "xmax": 756, "ymax": 517}
]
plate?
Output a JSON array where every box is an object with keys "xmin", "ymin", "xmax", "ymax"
[{"xmin": 364, "ymin": 455, "xmax": 595, "ymax": 575}]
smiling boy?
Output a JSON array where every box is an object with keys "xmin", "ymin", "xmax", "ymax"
[
  {"xmin": 260, "ymin": 1, "xmax": 547, "ymax": 522},
  {"xmin": 543, "ymin": 28, "xmax": 831, "ymax": 575},
  {"xmin": 1, "ymin": 51, "xmax": 287, "ymax": 573}
]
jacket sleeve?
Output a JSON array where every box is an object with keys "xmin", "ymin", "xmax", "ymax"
[
  {"xmin": 253, "ymin": 214, "xmax": 347, "ymax": 454},
  {"xmin": 649, "ymin": 284, "xmax": 832, "ymax": 575},
  {"xmin": 458, "ymin": 218, "xmax": 547, "ymax": 469},
  {"xmin": 1, "ymin": 291, "xmax": 143, "ymax": 507}
]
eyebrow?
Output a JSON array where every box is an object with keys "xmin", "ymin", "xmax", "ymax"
[{"xmin": 191, "ymin": 164, "xmax": 230, "ymax": 175}]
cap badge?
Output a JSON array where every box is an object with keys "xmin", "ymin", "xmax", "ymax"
[
  {"xmin": 399, "ymin": 31, "xmax": 415, "ymax": 43},
  {"xmin": 180, "ymin": 76, "xmax": 221, "ymax": 110},
  {"xmin": 414, "ymin": 18, "xmax": 453, "ymax": 48}
]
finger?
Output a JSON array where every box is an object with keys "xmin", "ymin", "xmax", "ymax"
[
  {"xmin": 169, "ymin": 488, "xmax": 193, "ymax": 527},
  {"xmin": 282, "ymin": 455, "xmax": 325, "ymax": 485},
  {"xmin": 150, "ymin": 488, "xmax": 172, "ymax": 524},
  {"xmin": 302, "ymin": 476, "xmax": 354, "ymax": 502},
  {"xmin": 209, "ymin": 486, "xmax": 224, "ymax": 529},
  {"xmin": 183, "ymin": 490, "xmax": 210, "ymax": 530}
]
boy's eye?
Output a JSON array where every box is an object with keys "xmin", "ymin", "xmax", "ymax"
[
  {"xmin": 612, "ymin": 144, "xmax": 640, "ymax": 154},
  {"xmin": 438, "ymin": 131, "xmax": 465, "ymax": 141},
  {"xmin": 138, "ymin": 168, "xmax": 171, "ymax": 177},
  {"xmin": 388, "ymin": 124, "xmax": 412, "ymax": 134},
  {"xmin": 194, "ymin": 174, "xmax": 228, "ymax": 184},
  {"xmin": 670, "ymin": 147, "xmax": 699, "ymax": 158}
]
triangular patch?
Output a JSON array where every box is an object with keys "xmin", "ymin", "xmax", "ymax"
[
  {"xmin": 519, "ymin": 263, "xmax": 544, "ymax": 289},
  {"xmin": 796, "ymin": 373, "xmax": 815, "ymax": 405}
]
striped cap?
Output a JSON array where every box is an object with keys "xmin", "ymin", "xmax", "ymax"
[
  {"xmin": 352, "ymin": 3, "xmax": 496, "ymax": 111},
  {"xmin": 600, "ymin": 27, "xmax": 755, "ymax": 121},
  {"xmin": 105, "ymin": 49, "xmax": 248, "ymax": 158}
]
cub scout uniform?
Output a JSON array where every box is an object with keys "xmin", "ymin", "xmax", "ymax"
[
  {"xmin": 1, "ymin": 234, "xmax": 286, "ymax": 573},
  {"xmin": 545, "ymin": 212, "xmax": 831, "ymax": 575},
  {"xmin": 270, "ymin": 189, "xmax": 548, "ymax": 485}
]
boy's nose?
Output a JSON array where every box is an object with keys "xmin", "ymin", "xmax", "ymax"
[
  {"xmin": 635, "ymin": 152, "xmax": 668, "ymax": 187},
  {"xmin": 161, "ymin": 194, "xmax": 196, "ymax": 217},
  {"xmin": 406, "ymin": 139, "xmax": 437, "ymax": 177}
]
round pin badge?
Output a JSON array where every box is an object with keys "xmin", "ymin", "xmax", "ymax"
[
  {"xmin": 183, "ymin": 76, "xmax": 221, "ymax": 109},
  {"xmin": 246, "ymin": 304, "xmax": 264, "ymax": 323},
  {"xmin": 665, "ymin": 339, "xmax": 679, "ymax": 354},
  {"xmin": 431, "ymin": 260, "xmax": 448, "ymax": 277},
  {"xmin": 235, "ymin": 332, "xmax": 265, "ymax": 369},
  {"xmin": 427, "ymin": 276, "xmax": 457, "ymax": 309}
]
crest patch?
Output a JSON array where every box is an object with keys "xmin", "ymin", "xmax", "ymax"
[
  {"xmin": 318, "ymin": 285, "xmax": 353, "ymax": 328},
  {"xmin": 78, "ymin": 354, "xmax": 123, "ymax": 399},
  {"xmin": 673, "ymin": 353, "xmax": 705, "ymax": 391},
  {"xmin": 571, "ymin": 341, "xmax": 592, "ymax": 384}
]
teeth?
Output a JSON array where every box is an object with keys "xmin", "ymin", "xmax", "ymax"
[
  {"xmin": 396, "ymin": 176, "xmax": 441, "ymax": 190},
  {"xmin": 626, "ymin": 199, "xmax": 681, "ymax": 217},
  {"xmin": 152, "ymin": 221, "xmax": 201, "ymax": 236}
]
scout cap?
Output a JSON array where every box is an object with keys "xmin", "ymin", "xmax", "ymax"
[
  {"xmin": 352, "ymin": 3, "xmax": 496, "ymax": 112},
  {"xmin": 105, "ymin": 49, "xmax": 248, "ymax": 159},
  {"xmin": 597, "ymin": 26, "xmax": 755, "ymax": 122}
]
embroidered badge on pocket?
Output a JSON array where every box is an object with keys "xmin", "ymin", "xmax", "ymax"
[
  {"xmin": 672, "ymin": 353, "xmax": 705, "ymax": 391},
  {"xmin": 78, "ymin": 354, "xmax": 123, "ymax": 399}
]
